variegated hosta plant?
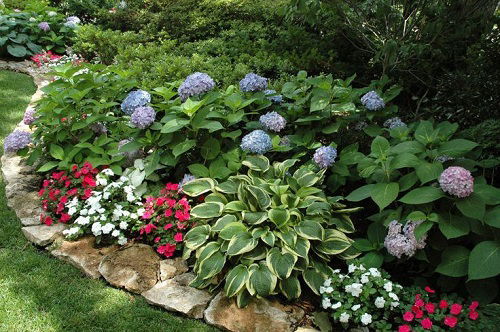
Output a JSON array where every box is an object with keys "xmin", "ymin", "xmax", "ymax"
[{"xmin": 182, "ymin": 155, "xmax": 362, "ymax": 307}]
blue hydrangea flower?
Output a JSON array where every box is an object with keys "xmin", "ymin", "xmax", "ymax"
[
  {"xmin": 259, "ymin": 111, "xmax": 286, "ymax": 132},
  {"xmin": 178, "ymin": 72, "xmax": 215, "ymax": 101},
  {"xmin": 89, "ymin": 122, "xmax": 108, "ymax": 135},
  {"xmin": 23, "ymin": 107, "xmax": 37, "ymax": 125},
  {"xmin": 240, "ymin": 130, "xmax": 272, "ymax": 154},
  {"xmin": 239, "ymin": 73, "xmax": 268, "ymax": 92},
  {"xmin": 264, "ymin": 89, "xmax": 283, "ymax": 103},
  {"xmin": 313, "ymin": 146, "xmax": 337, "ymax": 168},
  {"xmin": 383, "ymin": 117, "xmax": 407, "ymax": 129},
  {"xmin": 361, "ymin": 91, "xmax": 385, "ymax": 111},
  {"xmin": 121, "ymin": 90, "xmax": 151, "ymax": 115},
  {"xmin": 4, "ymin": 130, "xmax": 32, "ymax": 153},
  {"xmin": 179, "ymin": 174, "xmax": 196, "ymax": 191},
  {"xmin": 131, "ymin": 106, "xmax": 156, "ymax": 129},
  {"xmin": 66, "ymin": 16, "xmax": 81, "ymax": 24},
  {"xmin": 38, "ymin": 22, "xmax": 50, "ymax": 31}
]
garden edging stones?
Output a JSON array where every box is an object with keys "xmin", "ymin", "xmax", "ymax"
[{"xmin": 0, "ymin": 61, "xmax": 311, "ymax": 332}]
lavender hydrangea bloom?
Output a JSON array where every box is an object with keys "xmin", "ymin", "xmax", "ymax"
[
  {"xmin": 178, "ymin": 72, "xmax": 215, "ymax": 101},
  {"xmin": 121, "ymin": 90, "xmax": 151, "ymax": 115},
  {"xmin": 383, "ymin": 117, "xmax": 407, "ymax": 129},
  {"xmin": 64, "ymin": 21, "xmax": 78, "ymax": 29},
  {"xmin": 239, "ymin": 73, "xmax": 267, "ymax": 92},
  {"xmin": 259, "ymin": 112, "xmax": 286, "ymax": 132},
  {"xmin": 240, "ymin": 130, "xmax": 272, "ymax": 154},
  {"xmin": 361, "ymin": 91, "xmax": 385, "ymax": 110},
  {"xmin": 313, "ymin": 146, "xmax": 337, "ymax": 168},
  {"xmin": 4, "ymin": 130, "xmax": 31, "ymax": 153},
  {"xmin": 384, "ymin": 220, "xmax": 427, "ymax": 258},
  {"xmin": 439, "ymin": 166, "xmax": 474, "ymax": 198},
  {"xmin": 131, "ymin": 106, "xmax": 156, "ymax": 129},
  {"xmin": 23, "ymin": 107, "xmax": 37, "ymax": 125},
  {"xmin": 89, "ymin": 122, "xmax": 108, "ymax": 135},
  {"xmin": 179, "ymin": 174, "xmax": 196, "ymax": 191},
  {"xmin": 38, "ymin": 22, "xmax": 50, "ymax": 31},
  {"xmin": 66, "ymin": 16, "xmax": 81, "ymax": 24},
  {"xmin": 264, "ymin": 89, "xmax": 283, "ymax": 103}
]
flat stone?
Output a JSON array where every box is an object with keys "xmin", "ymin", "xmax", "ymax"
[
  {"xmin": 158, "ymin": 258, "xmax": 189, "ymax": 281},
  {"xmin": 51, "ymin": 236, "xmax": 118, "ymax": 279},
  {"xmin": 98, "ymin": 243, "xmax": 160, "ymax": 293},
  {"xmin": 204, "ymin": 292, "xmax": 305, "ymax": 332},
  {"xmin": 22, "ymin": 223, "xmax": 66, "ymax": 246},
  {"xmin": 295, "ymin": 328, "xmax": 320, "ymax": 332},
  {"xmin": 142, "ymin": 272, "xmax": 212, "ymax": 319},
  {"xmin": 20, "ymin": 216, "xmax": 42, "ymax": 226}
]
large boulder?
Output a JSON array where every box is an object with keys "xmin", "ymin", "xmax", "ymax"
[
  {"xmin": 204, "ymin": 292, "xmax": 305, "ymax": 332},
  {"xmin": 22, "ymin": 223, "xmax": 66, "ymax": 246},
  {"xmin": 51, "ymin": 236, "xmax": 118, "ymax": 279},
  {"xmin": 142, "ymin": 273, "xmax": 213, "ymax": 319},
  {"xmin": 158, "ymin": 258, "xmax": 189, "ymax": 281},
  {"xmin": 98, "ymin": 243, "xmax": 160, "ymax": 293}
]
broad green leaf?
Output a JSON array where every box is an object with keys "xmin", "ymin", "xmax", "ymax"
[
  {"xmin": 227, "ymin": 232, "xmax": 258, "ymax": 256},
  {"xmin": 485, "ymin": 206, "xmax": 500, "ymax": 228},
  {"xmin": 184, "ymin": 225, "xmax": 211, "ymax": 250},
  {"xmin": 200, "ymin": 138, "xmax": 221, "ymax": 160},
  {"xmin": 346, "ymin": 184, "xmax": 374, "ymax": 202},
  {"xmin": 468, "ymin": 241, "xmax": 500, "ymax": 280},
  {"xmin": 49, "ymin": 144, "xmax": 65, "ymax": 160},
  {"xmin": 279, "ymin": 274, "xmax": 301, "ymax": 300},
  {"xmin": 391, "ymin": 153, "xmax": 420, "ymax": 169},
  {"xmin": 302, "ymin": 268, "xmax": 324, "ymax": 295},
  {"xmin": 37, "ymin": 161, "xmax": 58, "ymax": 172},
  {"xmin": 438, "ymin": 139, "xmax": 478, "ymax": 157},
  {"xmin": 187, "ymin": 163, "xmax": 210, "ymax": 177},
  {"xmin": 172, "ymin": 139, "xmax": 196, "ymax": 158},
  {"xmin": 295, "ymin": 220, "xmax": 325, "ymax": 241},
  {"xmin": 399, "ymin": 172, "xmax": 418, "ymax": 191},
  {"xmin": 352, "ymin": 239, "xmax": 375, "ymax": 252},
  {"xmin": 268, "ymin": 208, "xmax": 291, "ymax": 229},
  {"xmin": 224, "ymin": 265, "xmax": 249, "ymax": 297},
  {"xmin": 266, "ymin": 248, "xmax": 296, "ymax": 279},
  {"xmin": 220, "ymin": 222, "xmax": 248, "ymax": 241},
  {"xmin": 370, "ymin": 136, "xmax": 390, "ymax": 157},
  {"xmin": 474, "ymin": 184, "xmax": 500, "ymax": 205},
  {"xmin": 390, "ymin": 141, "xmax": 425, "ymax": 154},
  {"xmin": 190, "ymin": 202, "xmax": 224, "ymax": 218},
  {"xmin": 414, "ymin": 121, "xmax": 437, "ymax": 144},
  {"xmin": 242, "ymin": 155, "xmax": 270, "ymax": 172},
  {"xmin": 359, "ymin": 252, "xmax": 384, "ymax": 268},
  {"xmin": 400, "ymin": 187, "xmax": 444, "ymax": 204},
  {"xmin": 161, "ymin": 118, "xmax": 189, "ymax": 133},
  {"xmin": 181, "ymin": 178, "xmax": 215, "ymax": 196},
  {"xmin": 456, "ymin": 194, "xmax": 485, "ymax": 221},
  {"xmin": 416, "ymin": 162, "xmax": 443, "ymax": 184},
  {"xmin": 436, "ymin": 246, "xmax": 469, "ymax": 277},
  {"xmin": 371, "ymin": 182, "xmax": 399, "ymax": 211},
  {"xmin": 438, "ymin": 214, "xmax": 470, "ymax": 239},
  {"xmin": 247, "ymin": 264, "xmax": 277, "ymax": 297}
]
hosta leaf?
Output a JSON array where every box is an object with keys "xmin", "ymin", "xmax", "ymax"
[
  {"xmin": 224, "ymin": 200, "xmax": 248, "ymax": 212},
  {"xmin": 243, "ymin": 211, "xmax": 268, "ymax": 225},
  {"xmin": 247, "ymin": 264, "xmax": 277, "ymax": 297},
  {"xmin": 261, "ymin": 231, "xmax": 276, "ymax": 247},
  {"xmin": 181, "ymin": 178, "xmax": 215, "ymax": 196},
  {"xmin": 295, "ymin": 220, "xmax": 325, "ymax": 241},
  {"xmin": 302, "ymin": 268, "xmax": 324, "ymax": 295},
  {"xmin": 266, "ymin": 248, "xmax": 297, "ymax": 279},
  {"xmin": 227, "ymin": 232, "xmax": 258, "ymax": 256},
  {"xmin": 220, "ymin": 222, "xmax": 248, "ymax": 241},
  {"xmin": 198, "ymin": 251, "xmax": 226, "ymax": 280},
  {"xmin": 268, "ymin": 208, "xmax": 290, "ymax": 229},
  {"xmin": 224, "ymin": 265, "xmax": 250, "ymax": 297},
  {"xmin": 315, "ymin": 229, "xmax": 351, "ymax": 255},
  {"xmin": 212, "ymin": 215, "xmax": 238, "ymax": 232},
  {"xmin": 284, "ymin": 237, "xmax": 310, "ymax": 258},
  {"xmin": 279, "ymin": 274, "xmax": 301, "ymax": 300},
  {"xmin": 246, "ymin": 185, "xmax": 271, "ymax": 209},
  {"xmin": 184, "ymin": 225, "xmax": 211, "ymax": 250},
  {"xmin": 190, "ymin": 202, "xmax": 224, "ymax": 218},
  {"xmin": 242, "ymin": 155, "xmax": 270, "ymax": 172}
]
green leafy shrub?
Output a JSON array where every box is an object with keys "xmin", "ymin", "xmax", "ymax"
[
  {"xmin": 182, "ymin": 155, "xmax": 360, "ymax": 306},
  {"xmin": 0, "ymin": 8, "xmax": 78, "ymax": 57}
]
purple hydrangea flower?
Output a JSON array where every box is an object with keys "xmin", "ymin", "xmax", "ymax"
[
  {"xmin": 179, "ymin": 174, "xmax": 196, "ymax": 191},
  {"xmin": 121, "ymin": 90, "xmax": 151, "ymax": 115},
  {"xmin": 361, "ymin": 91, "xmax": 385, "ymax": 111},
  {"xmin": 240, "ymin": 130, "xmax": 272, "ymax": 154},
  {"xmin": 384, "ymin": 220, "xmax": 427, "ymax": 258},
  {"xmin": 89, "ymin": 122, "xmax": 108, "ymax": 135},
  {"xmin": 23, "ymin": 107, "xmax": 37, "ymax": 125},
  {"xmin": 259, "ymin": 111, "xmax": 286, "ymax": 132},
  {"xmin": 178, "ymin": 72, "xmax": 215, "ymax": 102},
  {"xmin": 383, "ymin": 117, "xmax": 407, "ymax": 129},
  {"xmin": 264, "ymin": 89, "xmax": 283, "ymax": 103},
  {"xmin": 4, "ymin": 130, "xmax": 32, "ymax": 153},
  {"xmin": 38, "ymin": 22, "xmax": 50, "ymax": 31},
  {"xmin": 131, "ymin": 106, "xmax": 156, "ymax": 129},
  {"xmin": 313, "ymin": 146, "xmax": 337, "ymax": 168},
  {"xmin": 239, "ymin": 73, "xmax": 267, "ymax": 92},
  {"xmin": 439, "ymin": 166, "xmax": 474, "ymax": 198}
]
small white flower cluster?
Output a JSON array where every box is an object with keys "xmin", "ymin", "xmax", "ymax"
[
  {"xmin": 320, "ymin": 262, "xmax": 402, "ymax": 328},
  {"xmin": 62, "ymin": 169, "xmax": 143, "ymax": 245}
]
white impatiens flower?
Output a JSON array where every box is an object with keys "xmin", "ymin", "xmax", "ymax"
[
  {"xmin": 339, "ymin": 312, "xmax": 350, "ymax": 323},
  {"xmin": 91, "ymin": 222, "xmax": 102, "ymax": 236},
  {"xmin": 359, "ymin": 264, "xmax": 366, "ymax": 271},
  {"xmin": 119, "ymin": 221, "xmax": 128, "ymax": 230},
  {"xmin": 388, "ymin": 292, "xmax": 399, "ymax": 301},
  {"xmin": 101, "ymin": 168, "xmax": 114, "ymax": 176},
  {"xmin": 63, "ymin": 226, "xmax": 80, "ymax": 237},
  {"xmin": 351, "ymin": 304, "xmax": 361, "ymax": 311},
  {"xmin": 369, "ymin": 267, "xmax": 381, "ymax": 278},
  {"xmin": 345, "ymin": 283, "xmax": 363, "ymax": 297},
  {"xmin": 391, "ymin": 302, "xmax": 399, "ymax": 308},
  {"xmin": 96, "ymin": 175, "xmax": 108, "ymax": 186},
  {"xmin": 99, "ymin": 215, "xmax": 106, "ymax": 221},
  {"xmin": 118, "ymin": 237, "xmax": 127, "ymax": 245},
  {"xmin": 323, "ymin": 278, "xmax": 332, "ymax": 287},
  {"xmin": 360, "ymin": 274, "xmax": 370, "ymax": 284},
  {"xmin": 111, "ymin": 230, "xmax": 120, "ymax": 237},
  {"xmin": 130, "ymin": 213, "xmax": 138, "ymax": 219},
  {"xmin": 375, "ymin": 297, "xmax": 386, "ymax": 308},
  {"xmin": 383, "ymin": 282, "xmax": 393, "ymax": 292},
  {"xmin": 137, "ymin": 208, "xmax": 145, "ymax": 216},
  {"xmin": 68, "ymin": 206, "xmax": 77, "ymax": 216},
  {"xmin": 75, "ymin": 216, "xmax": 90, "ymax": 225},
  {"xmin": 348, "ymin": 264, "xmax": 357, "ymax": 273},
  {"xmin": 322, "ymin": 297, "xmax": 332, "ymax": 309},
  {"xmin": 80, "ymin": 208, "xmax": 88, "ymax": 216},
  {"xmin": 331, "ymin": 302, "xmax": 342, "ymax": 309},
  {"xmin": 360, "ymin": 313, "xmax": 372, "ymax": 325},
  {"xmin": 101, "ymin": 223, "xmax": 115, "ymax": 234}
]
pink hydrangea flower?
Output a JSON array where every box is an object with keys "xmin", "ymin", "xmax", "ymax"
[{"xmin": 439, "ymin": 166, "xmax": 474, "ymax": 198}]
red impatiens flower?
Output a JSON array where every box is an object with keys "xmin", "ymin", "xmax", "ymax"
[
  {"xmin": 140, "ymin": 223, "xmax": 157, "ymax": 234},
  {"xmin": 398, "ymin": 325, "xmax": 411, "ymax": 332},
  {"xmin": 38, "ymin": 188, "xmax": 45, "ymax": 197},
  {"xmin": 164, "ymin": 223, "xmax": 173, "ymax": 230},
  {"xmin": 425, "ymin": 302, "xmax": 435, "ymax": 314},
  {"xmin": 450, "ymin": 304, "xmax": 462, "ymax": 315},
  {"xmin": 439, "ymin": 300, "xmax": 449, "ymax": 309},
  {"xmin": 60, "ymin": 213, "xmax": 71, "ymax": 223},
  {"xmin": 154, "ymin": 237, "xmax": 161, "ymax": 243},
  {"xmin": 424, "ymin": 286, "xmax": 435, "ymax": 294},
  {"xmin": 469, "ymin": 301, "xmax": 479, "ymax": 310},
  {"xmin": 67, "ymin": 188, "xmax": 78, "ymax": 196},
  {"xmin": 415, "ymin": 298, "xmax": 425, "ymax": 307},
  {"xmin": 444, "ymin": 316, "xmax": 458, "ymax": 328},
  {"xmin": 415, "ymin": 309, "xmax": 424, "ymax": 319},
  {"xmin": 173, "ymin": 232, "xmax": 183, "ymax": 242},
  {"xmin": 403, "ymin": 312, "xmax": 414, "ymax": 322},
  {"xmin": 83, "ymin": 188, "xmax": 92, "ymax": 199},
  {"xmin": 157, "ymin": 243, "xmax": 176, "ymax": 257},
  {"xmin": 164, "ymin": 209, "xmax": 173, "ymax": 217},
  {"xmin": 44, "ymin": 216, "xmax": 53, "ymax": 226},
  {"xmin": 469, "ymin": 310, "xmax": 479, "ymax": 320},
  {"xmin": 165, "ymin": 183, "xmax": 179, "ymax": 191},
  {"xmin": 421, "ymin": 318, "xmax": 433, "ymax": 330},
  {"xmin": 175, "ymin": 209, "xmax": 190, "ymax": 221}
]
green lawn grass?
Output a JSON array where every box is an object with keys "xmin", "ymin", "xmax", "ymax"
[{"xmin": 0, "ymin": 70, "xmax": 217, "ymax": 332}]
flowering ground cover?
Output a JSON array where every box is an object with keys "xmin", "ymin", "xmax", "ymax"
[{"xmin": 0, "ymin": 70, "xmax": 216, "ymax": 331}]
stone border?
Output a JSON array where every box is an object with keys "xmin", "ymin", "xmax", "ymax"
[{"xmin": 0, "ymin": 61, "xmax": 316, "ymax": 332}]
